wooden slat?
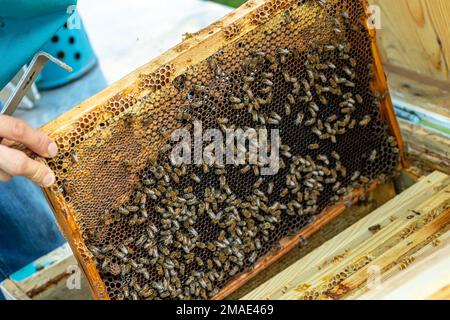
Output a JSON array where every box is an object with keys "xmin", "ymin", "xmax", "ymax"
[
  {"xmin": 369, "ymin": 0, "xmax": 450, "ymax": 83},
  {"xmin": 386, "ymin": 71, "xmax": 450, "ymax": 119},
  {"xmin": 356, "ymin": 237, "xmax": 450, "ymax": 300},
  {"xmin": 243, "ymin": 171, "xmax": 450, "ymax": 300},
  {"xmin": 400, "ymin": 120, "xmax": 450, "ymax": 175},
  {"xmin": 328, "ymin": 208, "xmax": 449, "ymax": 299},
  {"xmin": 0, "ymin": 245, "xmax": 92, "ymax": 300}
]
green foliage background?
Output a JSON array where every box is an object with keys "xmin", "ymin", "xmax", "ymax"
[{"xmin": 208, "ymin": 0, "xmax": 248, "ymax": 8}]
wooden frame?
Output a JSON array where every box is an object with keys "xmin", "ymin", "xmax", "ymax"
[
  {"xmin": 38, "ymin": 0, "xmax": 405, "ymax": 300},
  {"xmin": 243, "ymin": 171, "xmax": 450, "ymax": 300}
]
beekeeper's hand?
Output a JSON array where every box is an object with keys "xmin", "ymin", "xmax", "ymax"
[{"xmin": 0, "ymin": 115, "xmax": 57, "ymax": 187}]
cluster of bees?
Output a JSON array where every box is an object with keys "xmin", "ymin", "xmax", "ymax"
[{"xmin": 85, "ymin": 5, "xmax": 399, "ymax": 300}]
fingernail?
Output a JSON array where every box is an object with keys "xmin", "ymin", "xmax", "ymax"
[
  {"xmin": 48, "ymin": 142, "xmax": 58, "ymax": 157},
  {"xmin": 43, "ymin": 172, "xmax": 55, "ymax": 187}
]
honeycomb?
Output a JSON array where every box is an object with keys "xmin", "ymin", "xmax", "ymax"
[{"xmin": 42, "ymin": 0, "xmax": 403, "ymax": 300}]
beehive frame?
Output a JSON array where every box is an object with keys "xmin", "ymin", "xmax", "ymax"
[{"xmin": 40, "ymin": 0, "xmax": 406, "ymax": 300}]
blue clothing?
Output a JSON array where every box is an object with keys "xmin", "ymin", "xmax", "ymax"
[{"xmin": 0, "ymin": 177, "xmax": 66, "ymax": 283}]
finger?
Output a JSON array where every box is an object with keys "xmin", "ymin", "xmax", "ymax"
[
  {"xmin": 0, "ymin": 145, "xmax": 55, "ymax": 187},
  {"xmin": 0, "ymin": 170, "xmax": 12, "ymax": 182},
  {"xmin": 0, "ymin": 115, "xmax": 58, "ymax": 158},
  {"xmin": 1, "ymin": 138, "xmax": 15, "ymax": 147}
]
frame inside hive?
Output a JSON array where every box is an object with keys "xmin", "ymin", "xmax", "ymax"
[{"xmin": 39, "ymin": 0, "xmax": 406, "ymax": 300}]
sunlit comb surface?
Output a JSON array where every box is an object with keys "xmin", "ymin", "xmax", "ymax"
[{"xmin": 44, "ymin": 0, "xmax": 401, "ymax": 300}]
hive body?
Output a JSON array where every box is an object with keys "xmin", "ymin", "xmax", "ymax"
[{"xmin": 41, "ymin": 0, "xmax": 403, "ymax": 300}]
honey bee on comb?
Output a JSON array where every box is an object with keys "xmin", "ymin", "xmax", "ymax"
[{"xmin": 41, "ymin": 0, "xmax": 402, "ymax": 300}]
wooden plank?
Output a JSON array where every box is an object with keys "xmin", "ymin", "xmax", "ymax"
[
  {"xmin": 243, "ymin": 171, "xmax": 450, "ymax": 300},
  {"xmin": 356, "ymin": 237, "xmax": 450, "ymax": 300},
  {"xmin": 369, "ymin": 0, "xmax": 450, "ymax": 82},
  {"xmin": 387, "ymin": 71, "xmax": 450, "ymax": 119},
  {"xmin": 329, "ymin": 208, "xmax": 450, "ymax": 299},
  {"xmin": 1, "ymin": 280, "xmax": 29, "ymax": 300},
  {"xmin": 400, "ymin": 120, "xmax": 450, "ymax": 175},
  {"xmin": 287, "ymin": 204, "xmax": 450, "ymax": 300},
  {"xmin": 0, "ymin": 245, "xmax": 92, "ymax": 300},
  {"xmin": 381, "ymin": 70, "xmax": 450, "ymax": 175}
]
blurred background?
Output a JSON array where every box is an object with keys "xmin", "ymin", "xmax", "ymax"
[{"xmin": 5, "ymin": 0, "xmax": 239, "ymax": 128}]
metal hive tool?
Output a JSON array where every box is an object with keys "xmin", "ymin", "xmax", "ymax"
[{"xmin": 40, "ymin": 0, "xmax": 406, "ymax": 300}]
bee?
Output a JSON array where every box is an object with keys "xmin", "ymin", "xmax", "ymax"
[
  {"xmin": 342, "ymin": 66, "xmax": 353, "ymax": 77},
  {"xmin": 190, "ymin": 173, "xmax": 201, "ymax": 183},
  {"xmin": 359, "ymin": 115, "xmax": 371, "ymax": 126},
  {"xmin": 327, "ymin": 62, "xmax": 337, "ymax": 70},
  {"xmin": 248, "ymin": 252, "xmax": 258, "ymax": 264},
  {"xmin": 341, "ymin": 10, "xmax": 350, "ymax": 19},
  {"xmin": 369, "ymin": 150, "xmax": 377, "ymax": 162},
  {"xmin": 283, "ymin": 94, "xmax": 295, "ymax": 107},
  {"xmin": 262, "ymin": 79, "xmax": 274, "ymax": 87},
  {"xmin": 253, "ymin": 165, "xmax": 260, "ymax": 176},
  {"xmin": 135, "ymin": 234, "xmax": 147, "ymax": 247},
  {"xmin": 388, "ymin": 136, "xmax": 398, "ymax": 147},
  {"xmin": 119, "ymin": 244, "xmax": 129, "ymax": 255},
  {"xmin": 193, "ymin": 84, "xmax": 207, "ymax": 94},
  {"xmin": 327, "ymin": 115, "xmax": 337, "ymax": 123},
  {"xmin": 126, "ymin": 205, "xmax": 139, "ymax": 213},
  {"xmin": 302, "ymin": 79, "xmax": 311, "ymax": 92},
  {"xmin": 330, "ymin": 135, "xmax": 337, "ymax": 144},
  {"xmin": 317, "ymin": 154, "xmax": 329, "ymax": 164},
  {"xmin": 254, "ymin": 177, "xmax": 264, "ymax": 189},
  {"xmin": 195, "ymin": 257, "xmax": 204, "ymax": 267},
  {"xmin": 70, "ymin": 151, "xmax": 79, "ymax": 163},
  {"xmin": 312, "ymin": 127, "xmax": 322, "ymax": 137},
  {"xmin": 268, "ymin": 117, "xmax": 280, "ymax": 125},
  {"xmin": 305, "ymin": 117, "xmax": 316, "ymax": 127},
  {"xmin": 244, "ymin": 75, "xmax": 255, "ymax": 83},
  {"xmin": 113, "ymin": 249, "xmax": 126, "ymax": 260},
  {"xmin": 308, "ymin": 143, "xmax": 319, "ymax": 150},
  {"xmin": 330, "ymin": 195, "xmax": 340, "ymax": 203},
  {"xmin": 351, "ymin": 171, "xmax": 360, "ymax": 181},
  {"xmin": 117, "ymin": 206, "xmax": 130, "ymax": 216},
  {"xmin": 122, "ymin": 285, "xmax": 130, "ymax": 299},
  {"xmin": 217, "ymin": 118, "xmax": 228, "ymax": 125},
  {"xmin": 101, "ymin": 243, "xmax": 115, "ymax": 253},
  {"xmin": 282, "ymin": 70, "xmax": 291, "ymax": 82},
  {"xmin": 348, "ymin": 119, "xmax": 356, "ymax": 129},
  {"xmin": 319, "ymin": 95, "xmax": 328, "ymax": 105},
  {"xmin": 332, "ymin": 181, "xmax": 341, "ymax": 192},
  {"xmin": 260, "ymin": 86, "xmax": 272, "ymax": 94},
  {"xmin": 295, "ymin": 113, "xmax": 304, "ymax": 126},
  {"xmin": 345, "ymin": 80, "xmax": 355, "ymax": 88},
  {"xmin": 256, "ymin": 97, "xmax": 268, "ymax": 106},
  {"xmin": 283, "ymin": 10, "xmax": 292, "ymax": 24},
  {"xmin": 278, "ymin": 188, "xmax": 289, "ymax": 198},
  {"xmin": 285, "ymin": 104, "xmax": 291, "ymax": 116},
  {"xmin": 316, "ymin": 63, "xmax": 328, "ymax": 70},
  {"xmin": 310, "ymin": 102, "xmax": 320, "ymax": 113},
  {"xmin": 355, "ymin": 94, "xmax": 363, "ymax": 104},
  {"xmin": 229, "ymin": 96, "xmax": 241, "ymax": 104}
]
